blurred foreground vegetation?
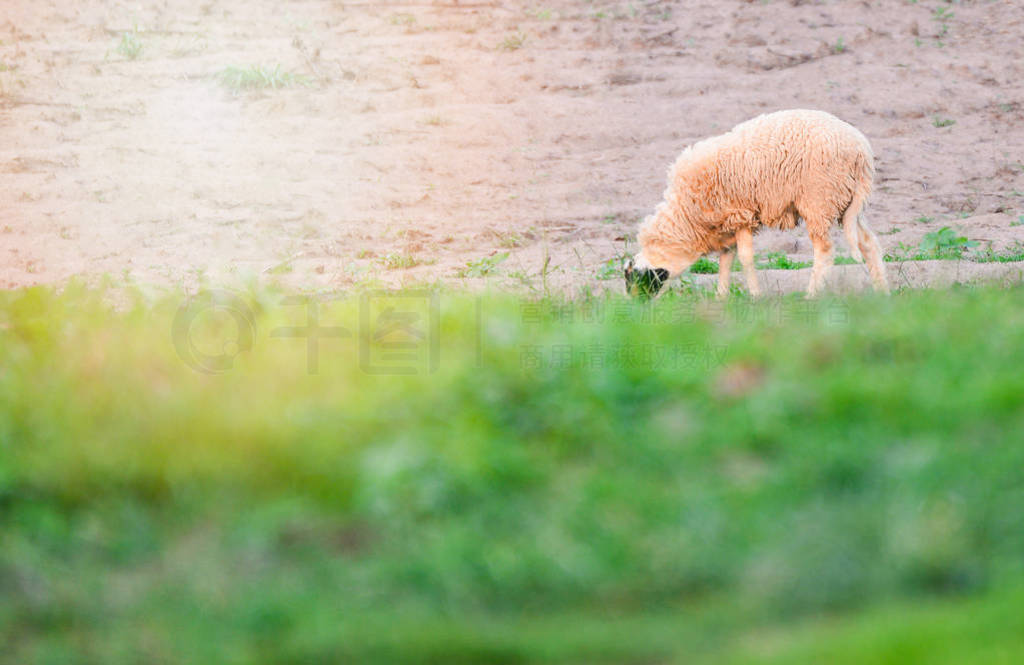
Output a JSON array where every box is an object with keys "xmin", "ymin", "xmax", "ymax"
[{"xmin": 2, "ymin": 283, "xmax": 1024, "ymax": 664}]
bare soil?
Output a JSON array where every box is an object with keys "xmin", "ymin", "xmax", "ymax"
[{"xmin": 2, "ymin": 0, "xmax": 1023, "ymax": 295}]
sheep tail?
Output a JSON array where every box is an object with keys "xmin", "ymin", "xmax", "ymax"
[{"xmin": 841, "ymin": 184, "xmax": 870, "ymax": 263}]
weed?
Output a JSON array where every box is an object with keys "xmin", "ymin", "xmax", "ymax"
[
  {"xmin": 933, "ymin": 6, "xmax": 954, "ymax": 23},
  {"xmin": 457, "ymin": 252, "xmax": 509, "ymax": 277},
  {"xmin": 915, "ymin": 215, "xmax": 934, "ymax": 223},
  {"xmin": 499, "ymin": 32, "xmax": 526, "ymax": 51},
  {"xmin": 389, "ymin": 13, "xmax": 416, "ymax": 26},
  {"xmin": 689, "ymin": 256, "xmax": 719, "ymax": 274},
  {"xmin": 919, "ymin": 227, "xmax": 977, "ymax": 258},
  {"xmin": 971, "ymin": 242, "xmax": 1024, "ymax": 264},
  {"xmin": 507, "ymin": 269, "xmax": 535, "ymax": 290},
  {"xmin": 833, "ymin": 256, "xmax": 861, "ymax": 266},
  {"xmin": 1011, "ymin": 216, "xmax": 1024, "ymax": 227},
  {"xmin": 832, "ymin": 37, "xmax": 846, "ymax": 54},
  {"xmin": 377, "ymin": 252, "xmax": 431, "ymax": 270},
  {"xmin": 933, "ymin": 5, "xmax": 954, "ymax": 41},
  {"xmin": 596, "ymin": 257, "xmax": 623, "ymax": 280},
  {"xmin": 888, "ymin": 227, "xmax": 978, "ymax": 261},
  {"xmin": 932, "ymin": 116, "xmax": 956, "ymax": 128},
  {"xmin": 116, "ymin": 26, "xmax": 144, "ymax": 60},
  {"xmin": 497, "ymin": 233, "xmax": 522, "ymax": 249},
  {"xmin": 757, "ymin": 252, "xmax": 812, "ymax": 270},
  {"xmin": 217, "ymin": 65, "xmax": 311, "ymax": 92}
]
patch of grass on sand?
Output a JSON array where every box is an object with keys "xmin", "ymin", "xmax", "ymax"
[
  {"xmin": 457, "ymin": 252, "xmax": 509, "ymax": 277},
  {"xmin": 217, "ymin": 64, "xmax": 311, "ymax": 92},
  {"xmin": 757, "ymin": 251, "xmax": 812, "ymax": 270}
]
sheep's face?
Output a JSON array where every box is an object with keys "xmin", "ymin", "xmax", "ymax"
[{"xmin": 624, "ymin": 257, "xmax": 670, "ymax": 300}]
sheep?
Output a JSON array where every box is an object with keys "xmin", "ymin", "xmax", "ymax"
[{"xmin": 624, "ymin": 109, "xmax": 889, "ymax": 299}]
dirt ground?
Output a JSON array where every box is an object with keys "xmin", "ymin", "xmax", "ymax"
[{"xmin": 2, "ymin": 0, "xmax": 1023, "ymax": 295}]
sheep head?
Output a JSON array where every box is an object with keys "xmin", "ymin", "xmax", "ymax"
[
  {"xmin": 623, "ymin": 250, "xmax": 675, "ymax": 299},
  {"xmin": 624, "ymin": 243, "xmax": 699, "ymax": 299}
]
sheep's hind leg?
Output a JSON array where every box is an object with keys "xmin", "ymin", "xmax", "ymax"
[
  {"xmin": 806, "ymin": 233, "xmax": 834, "ymax": 298},
  {"xmin": 856, "ymin": 216, "xmax": 890, "ymax": 293},
  {"xmin": 735, "ymin": 229, "xmax": 761, "ymax": 298},
  {"xmin": 717, "ymin": 247, "xmax": 734, "ymax": 299}
]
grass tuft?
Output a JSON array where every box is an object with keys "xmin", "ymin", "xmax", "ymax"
[
  {"xmin": 217, "ymin": 64, "xmax": 311, "ymax": 92},
  {"xmin": 116, "ymin": 26, "xmax": 144, "ymax": 60},
  {"xmin": 457, "ymin": 252, "xmax": 509, "ymax": 277}
]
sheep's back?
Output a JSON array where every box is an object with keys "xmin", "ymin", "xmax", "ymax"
[{"xmin": 671, "ymin": 110, "xmax": 873, "ymax": 226}]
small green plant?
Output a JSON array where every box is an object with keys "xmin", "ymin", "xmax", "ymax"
[
  {"xmin": 217, "ymin": 65, "xmax": 310, "ymax": 92},
  {"xmin": 971, "ymin": 242, "xmax": 1024, "ymax": 264},
  {"xmin": 596, "ymin": 257, "xmax": 624, "ymax": 280},
  {"xmin": 757, "ymin": 252, "xmax": 811, "ymax": 270},
  {"xmin": 918, "ymin": 226, "xmax": 978, "ymax": 259},
  {"xmin": 832, "ymin": 37, "xmax": 846, "ymax": 54},
  {"xmin": 535, "ymin": 8, "xmax": 553, "ymax": 20},
  {"xmin": 457, "ymin": 252, "xmax": 509, "ymax": 277},
  {"xmin": 885, "ymin": 241, "xmax": 915, "ymax": 262},
  {"xmin": 499, "ymin": 32, "xmax": 526, "ymax": 51},
  {"xmin": 915, "ymin": 215, "xmax": 934, "ymax": 223},
  {"xmin": 933, "ymin": 6, "xmax": 954, "ymax": 23},
  {"xmin": 833, "ymin": 256, "xmax": 860, "ymax": 265},
  {"xmin": 497, "ymin": 232, "xmax": 522, "ymax": 248},
  {"xmin": 689, "ymin": 256, "xmax": 719, "ymax": 274},
  {"xmin": 389, "ymin": 13, "xmax": 416, "ymax": 26},
  {"xmin": 116, "ymin": 26, "xmax": 144, "ymax": 60},
  {"xmin": 1012, "ymin": 215, "xmax": 1024, "ymax": 227},
  {"xmin": 377, "ymin": 252, "xmax": 431, "ymax": 270},
  {"xmin": 933, "ymin": 116, "xmax": 956, "ymax": 128}
]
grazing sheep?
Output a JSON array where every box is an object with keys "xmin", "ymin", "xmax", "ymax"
[{"xmin": 624, "ymin": 109, "xmax": 889, "ymax": 298}]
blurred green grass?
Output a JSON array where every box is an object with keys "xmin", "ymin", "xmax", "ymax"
[{"xmin": 2, "ymin": 283, "xmax": 1024, "ymax": 663}]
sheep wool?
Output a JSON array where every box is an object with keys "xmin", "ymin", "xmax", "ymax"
[{"xmin": 628, "ymin": 109, "xmax": 889, "ymax": 298}]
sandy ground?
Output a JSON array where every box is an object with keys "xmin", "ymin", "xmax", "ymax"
[{"xmin": 2, "ymin": 0, "xmax": 1023, "ymax": 295}]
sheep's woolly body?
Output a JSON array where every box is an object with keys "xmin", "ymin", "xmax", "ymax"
[{"xmin": 634, "ymin": 109, "xmax": 888, "ymax": 297}]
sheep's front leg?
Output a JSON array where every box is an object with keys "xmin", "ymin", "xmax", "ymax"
[
  {"xmin": 806, "ymin": 233, "xmax": 834, "ymax": 298},
  {"xmin": 717, "ymin": 248, "xmax": 734, "ymax": 299},
  {"xmin": 735, "ymin": 228, "xmax": 761, "ymax": 298}
]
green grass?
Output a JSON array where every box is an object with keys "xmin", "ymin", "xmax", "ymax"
[
  {"xmin": 971, "ymin": 242, "xmax": 1024, "ymax": 264},
  {"xmin": 886, "ymin": 227, "xmax": 979, "ymax": 261},
  {"xmin": 377, "ymin": 252, "xmax": 433, "ymax": 270},
  {"xmin": 757, "ymin": 251, "xmax": 812, "ymax": 270},
  {"xmin": 115, "ymin": 27, "xmax": 144, "ymax": 60},
  {"xmin": 217, "ymin": 64, "xmax": 311, "ymax": 92},
  {"xmin": 689, "ymin": 256, "xmax": 720, "ymax": 274},
  {"xmin": 4, "ymin": 283, "xmax": 1024, "ymax": 663},
  {"xmin": 596, "ymin": 256, "xmax": 625, "ymax": 280},
  {"xmin": 457, "ymin": 252, "xmax": 509, "ymax": 277},
  {"xmin": 499, "ymin": 32, "xmax": 527, "ymax": 51}
]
